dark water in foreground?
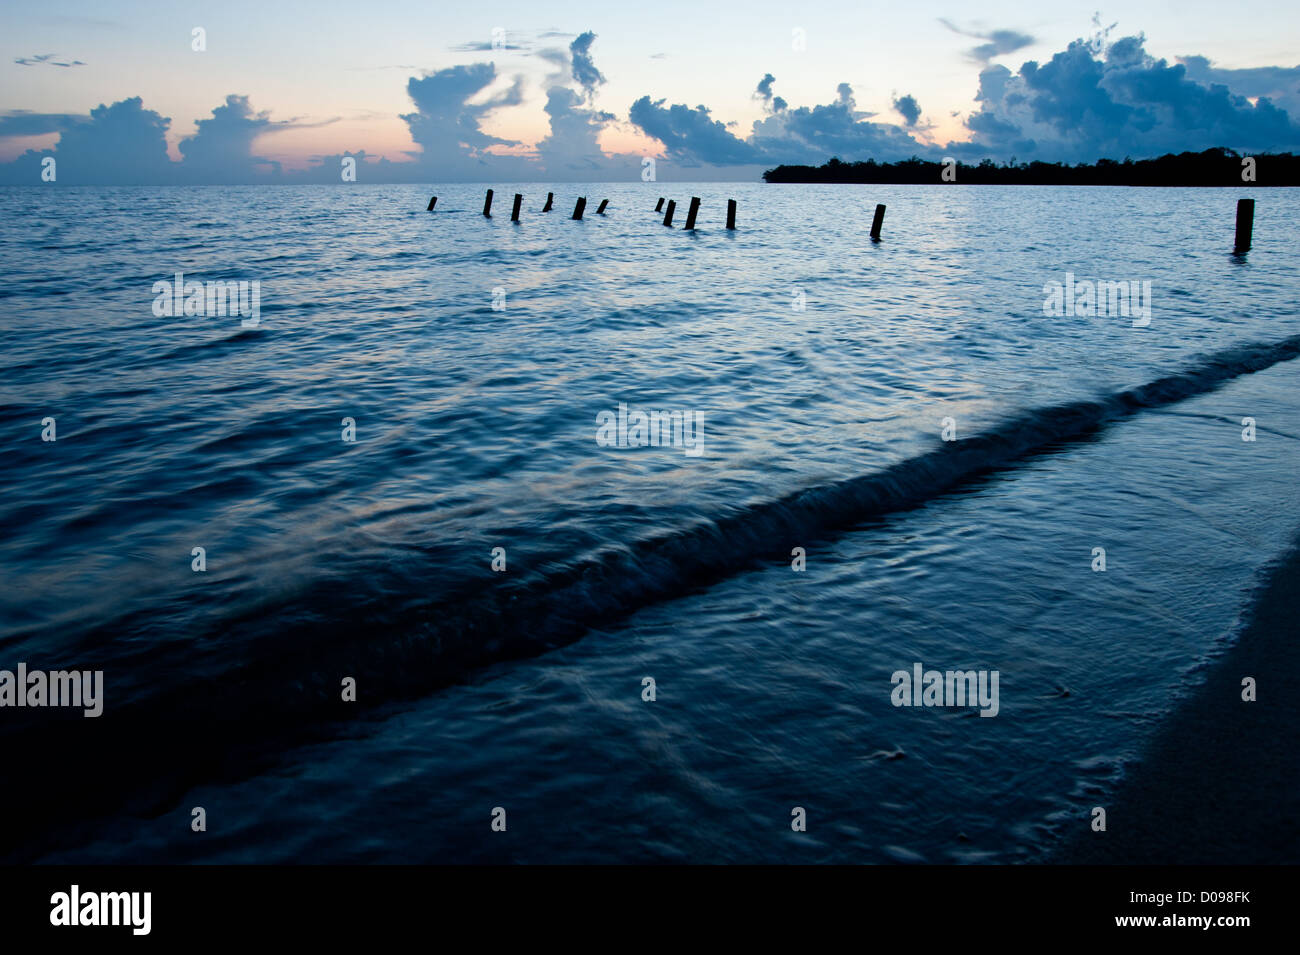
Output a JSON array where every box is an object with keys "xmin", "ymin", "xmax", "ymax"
[{"xmin": 1, "ymin": 183, "xmax": 1297, "ymax": 862}]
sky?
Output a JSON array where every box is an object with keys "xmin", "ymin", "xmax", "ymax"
[{"xmin": 2, "ymin": 0, "xmax": 1299, "ymax": 182}]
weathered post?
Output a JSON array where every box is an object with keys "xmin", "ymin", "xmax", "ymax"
[
  {"xmin": 870, "ymin": 203, "xmax": 886, "ymax": 241},
  {"xmin": 1234, "ymin": 198, "xmax": 1255, "ymax": 253},
  {"xmin": 543, "ymin": 192, "xmax": 554, "ymax": 212},
  {"xmin": 655, "ymin": 197, "xmax": 665, "ymax": 212},
  {"xmin": 483, "ymin": 189, "xmax": 494, "ymax": 217},
  {"xmin": 663, "ymin": 200, "xmax": 676, "ymax": 227},
  {"xmin": 726, "ymin": 199, "xmax": 737, "ymax": 230},
  {"xmin": 427, "ymin": 196, "xmax": 437, "ymax": 211},
  {"xmin": 511, "ymin": 193, "xmax": 523, "ymax": 222},
  {"xmin": 596, "ymin": 199, "xmax": 609, "ymax": 215},
  {"xmin": 684, "ymin": 197, "xmax": 701, "ymax": 230},
  {"xmin": 572, "ymin": 197, "xmax": 587, "ymax": 220}
]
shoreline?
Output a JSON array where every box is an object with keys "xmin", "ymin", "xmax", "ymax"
[{"xmin": 1059, "ymin": 534, "xmax": 1300, "ymax": 864}]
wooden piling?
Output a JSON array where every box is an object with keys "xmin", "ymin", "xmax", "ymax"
[
  {"xmin": 543, "ymin": 192, "xmax": 554, "ymax": 212},
  {"xmin": 655, "ymin": 197, "xmax": 665, "ymax": 212},
  {"xmin": 511, "ymin": 193, "xmax": 523, "ymax": 222},
  {"xmin": 684, "ymin": 197, "xmax": 701, "ymax": 230},
  {"xmin": 663, "ymin": 200, "xmax": 676, "ymax": 227},
  {"xmin": 1234, "ymin": 198, "xmax": 1254, "ymax": 253},
  {"xmin": 596, "ymin": 199, "xmax": 609, "ymax": 215},
  {"xmin": 427, "ymin": 196, "xmax": 437, "ymax": 211},
  {"xmin": 726, "ymin": 199, "xmax": 737, "ymax": 230},
  {"xmin": 870, "ymin": 203, "xmax": 886, "ymax": 241},
  {"xmin": 572, "ymin": 197, "xmax": 587, "ymax": 220},
  {"xmin": 483, "ymin": 189, "xmax": 494, "ymax": 217}
]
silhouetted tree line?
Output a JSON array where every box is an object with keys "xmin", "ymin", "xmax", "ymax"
[{"xmin": 762, "ymin": 148, "xmax": 1298, "ymax": 185}]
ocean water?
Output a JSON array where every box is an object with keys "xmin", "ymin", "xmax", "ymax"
[{"xmin": 0, "ymin": 182, "xmax": 1297, "ymax": 863}]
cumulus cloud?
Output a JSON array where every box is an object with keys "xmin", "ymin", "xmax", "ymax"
[
  {"xmin": 747, "ymin": 82, "xmax": 930, "ymax": 164},
  {"xmin": 535, "ymin": 31, "xmax": 627, "ymax": 176},
  {"xmin": 4, "ymin": 25, "xmax": 1300, "ymax": 182},
  {"xmin": 755, "ymin": 73, "xmax": 787, "ymax": 112},
  {"xmin": 3, "ymin": 96, "xmax": 174, "ymax": 183},
  {"xmin": 177, "ymin": 95, "xmax": 279, "ymax": 182},
  {"xmin": 957, "ymin": 34, "xmax": 1300, "ymax": 162},
  {"xmin": 399, "ymin": 62, "xmax": 527, "ymax": 171},
  {"xmin": 892, "ymin": 94, "xmax": 921, "ymax": 126},
  {"xmin": 568, "ymin": 31, "xmax": 606, "ymax": 98},
  {"xmin": 629, "ymin": 32, "xmax": 1300, "ymax": 168},
  {"xmin": 628, "ymin": 97, "xmax": 761, "ymax": 165},
  {"xmin": 1178, "ymin": 55, "xmax": 1300, "ymax": 121},
  {"xmin": 632, "ymin": 77, "xmax": 928, "ymax": 167},
  {"xmin": 0, "ymin": 95, "xmax": 349, "ymax": 184},
  {"xmin": 536, "ymin": 87, "xmax": 616, "ymax": 172}
]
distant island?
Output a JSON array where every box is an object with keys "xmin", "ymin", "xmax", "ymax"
[{"xmin": 762, "ymin": 148, "xmax": 1300, "ymax": 186}]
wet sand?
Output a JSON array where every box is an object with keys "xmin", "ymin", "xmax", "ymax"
[{"xmin": 1062, "ymin": 537, "xmax": 1300, "ymax": 864}]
